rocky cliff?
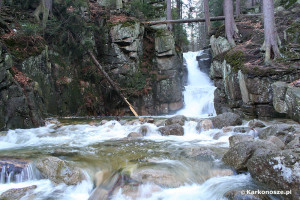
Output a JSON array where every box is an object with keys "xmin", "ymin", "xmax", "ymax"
[
  {"xmin": 209, "ymin": 3, "xmax": 300, "ymax": 122},
  {"xmin": 0, "ymin": 0, "xmax": 185, "ymax": 130}
]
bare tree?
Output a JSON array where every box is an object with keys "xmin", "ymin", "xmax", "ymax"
[
  {"xmin": 34, "ymin": 0, "xmax": 53, "ymax": 28},
  {"xmin": 166, "ymin": 0, "xmax": 173, "ymax": 30},
  {"xmin": 236, "ymin": 0, "xmax": 240, "ymax": 16},
  {"xmin": 203, "ymin": 0, "xmax": 211, "ymax": 34},
  {"xmin": 262, "ymin": 0, "xmax": 280, "ymax": 63},
  {"xmin": 224, "ymin": 0, "xmax": 238, "ymax": 47}
]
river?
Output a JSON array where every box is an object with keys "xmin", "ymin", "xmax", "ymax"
[{"xmin": 0, "ymin": 51, "xmax": 276, "ymax": 200}]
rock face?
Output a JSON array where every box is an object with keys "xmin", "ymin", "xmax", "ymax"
[
  {"xmin": 35, "ymin": 156, "xmax": 85, "ymax": 185},
  {"xmin": 209, "ymin": 35, "xmax": 300, "ymax": 121},
  {"xmin": 0, "ymin": 45, "xmax": 45, "ymax": 130},
  {"xmin": 196, "ymin": 49, "xmax": 212, "ymax": 76}
]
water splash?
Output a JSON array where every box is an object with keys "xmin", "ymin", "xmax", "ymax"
[{"xmin": 177, "ymin": 51, "xmax": 216, "ymax": 117}]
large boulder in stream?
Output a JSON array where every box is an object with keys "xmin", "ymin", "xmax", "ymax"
[
  {"xmin": 35, "ymin": 156, "xmax": 85, "ymax": 185},
  {"xmin": 165, "ymin": 115, "xmax": 187, "ymax": 126},
  {"xmin": 0, "ymin": 185, "xmax": 37, "ymax": 200},
  {"xmin": 247, "ymin": 150, "xmax": 300, "ymax": 200},
  {"xmin": 211, "ymin": 112, "xmax": 242, "ymax": 129},
  {"xmin": 158, "ymin": 123, "xmax": 184, "ymax": 136},
  {"xmin": 222, "ymin": 140, "xmax": 280, "ymax": 171}
]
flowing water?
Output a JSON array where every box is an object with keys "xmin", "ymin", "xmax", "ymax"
[
  {"xmin": 0, "ymin": 52, "xmax": 277, "ymax": 200},
  {"xmin": 177, "ymin": 51, "xmax": 216, "ymax": 117}
]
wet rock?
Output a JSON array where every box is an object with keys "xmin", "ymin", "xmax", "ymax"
[
  {"xmin": 233, "ymin": 127, "xmax": 253, "ymax": 134},
  {"xmin": 248, "ymin": 119, "xmax": 266, "ymax": 128},
  {"xmin": 196, "ymin": 119, "xmax": 213, "ymax": 132},
  {"xmin": 208, "ymin": 169, "xmax": 234, "ymax": 178},
  {"xmin": 247, "ymin": 150, "xmax": 299, "ymax": 200},
  {"xmin": 196, "ymin": 49, "xmax": 212, "ymax": 76},
  {"xmin": 266, "ymin": 136, "xmax": 285, "ymax": 149},
  {"xmin": 0, "ymin": 185, "xmax": 37, "ymax": 200},
  {"xmin": 229, "ymin": 134, "xmax": 254, "ymax": 148},
  {"xmin": 127, "ymin": 132, "xmax": 143, "ymax": 138},
  {"xmin": 165, "ymin": 115, "xmax": 187, "ymax": 126},
  {"xmin": 211, "ymin": 112, "xmax": 242, "ymax": 129},
  {"xmin": 222, "ymin": 140, "xmax": 280, "ymax": 171},
  {"xmin": 222, "ymin": 126, "xmax": 234, "ymax": 133},
  {"xmin": 158, "ymin": 123, "xmax": 184, "ymax": 136},
  {"xmin": 258, "ymin": 124, "xmax": 296, "ymax": 144},
  {"xmin": 153, "ymin": 119, "xmax": 165, "ymax": 127},
  {"xmin": 100, "ymin": 120, "xmax": 109, "ymax": 125},
  {"xmin": 212, "ymin": 132, "xmax": 227, "ymax": 140},
  {"xmin": 119, "ymin": 184, "xmax": 162, "ymax": 199},
  {"xmin": 94, "ymin": 170, "xmax": 111, "ymax": 187},
  {"xmin": 126, "ymin": 119, "xmax": 141, "ymax": 125},
  {"xmin": 138, "ymin": 125, "xmax": 149, "ymax": 136},
  {"xmin": 183, "ymin": 146, "xmax": 217, "ymax": 160},
  {"xmin": 144, "ymin": 118, "xmax": 154, "ymax": 123},
  {"xmin": 35, "ymin": 156, "xmax": 85, "ymax": 185},
  {"xmin": 130, "ymin": 168, "xmax": 184, "ymax": 187}
]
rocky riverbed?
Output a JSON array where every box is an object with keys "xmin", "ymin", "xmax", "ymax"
[{"xmin": 0, "ymin": 113, "xmax": 299, "ymax": 200}]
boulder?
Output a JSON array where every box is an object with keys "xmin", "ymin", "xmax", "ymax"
[
  {"xmin": 248, "ymin": 119, "xmax": 266, "ymax": 128},
  {"xmin": 210, "ymin": 35, "xmax": 231, "ymax": 58},
  {"xmin": 285, "ymin": 86, "xmax": 300, "ymax": 122},
  {"xmin": 211, "ymin": 112, "xmax": 242, "ymax": 129},
  {"xmin": 266, "ymin": 136, "xmax": 285, "ymax": 149},
  {"xmin": 196, "ymin": 49, "xmax": 212, "ymax": 76},
  {"xmin": 138, "ymin": 125, "xmax": 150, "ymax": 136},
  {"xmin": 35, "ymin": 156, "xmax": 85, "ymax": 185},
  {"xmin": 196, "ymin": 119, "xmax": 213, "ymax": 132},
  {"xmin": 285, "ymin": 135, "xmax": 300, "ymax": 149},
  {"xmin": 165, "ymin": 115, "xmax": 187, "ymax": 126},
  {"xmin": 247, "ymin": 150, "xmax": 300, "ymax": 200},
  {"xmin": 182, "ymin": 146, "xmax": 217, "ymax": 160},
  {"xmin": 0, "ymin": 185, "xmax": 37, "ymax": 200},
  {"xmin": 229, "ymin": 134, "xmax": 254, "ymax": 148},
  {"xmin": 224, "ymin": 190, "xmax": 268, "ymax": 200},
  {"xmin": 222, "ymin": 140, "xmax": 280, "ymax": 171},
  {"xmin": 233, "ymin": 127, "xmax": 253, "ymax": 134},
  {"xmin": 258, "ymin": 124, "xmax": 296, "ymax": 144},
  {"xmin": 158, "ymin": 123, "xmax": 184, "ymax": 136},
  {"xmin": 130, "ymin": 168, "xmax": 185, "ymax": 188},
  {"xmin": 222, "ymin": 126, "xmax": 234, "ymax": 133},
  {"xmin": 272, "ymin": 81, "xmax": 289, "ymax": 113},
  {"xmin": 127, "ymin": 132, "xmax": 143, "ymax": 138}
]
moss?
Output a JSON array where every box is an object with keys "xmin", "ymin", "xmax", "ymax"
[
  {"xmin": 224, "ymin": 50, "xmax": 245, "ymax": 72},
  {"xmin": 278, "ymin": 0, "xmax": 297, "ymax": 8},
  {"xmin": 155, "ymin": 29, "xmax": 168, "ymax": 37},
  {"xmin": 286, "ymin": 19, "xmax": 300, "ymax": 44}
]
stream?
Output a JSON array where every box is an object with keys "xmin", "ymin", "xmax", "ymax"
[{"xmin": 0, "ymin": 52, "xmax": 277, "ymax": 200}]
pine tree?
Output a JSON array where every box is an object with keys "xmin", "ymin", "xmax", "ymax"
[
  {"xmin": 224, "ymin": 0, "xmax": 238, "ymax": 47},
  {"xmin": 166, "ymin": 0, "xmax": 173, "ymax": 30},
  {"xmin": 262, "ymin": 0, "xmax": 281, "ymax": 63},
  {"xmin": 203, "ymin": 0, "xmax": 211, "ymax": 34},
  {"xmin": 236, "ymin": 0, "xmax": 240, "ymax": 16}
]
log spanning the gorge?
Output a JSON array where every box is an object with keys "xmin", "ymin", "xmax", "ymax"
[
  {"xmin": 88, "ymin": 51, "xmax": 139, "ymax": 117},
  {"xmin": 144, "ymin": 14, "xmax": 262, "ymax": 25}
]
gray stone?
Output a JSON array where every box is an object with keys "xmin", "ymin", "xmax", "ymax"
[
  {"xmin": 155, "ymin": 32, "xmax": 175, "ymax": 57},
  {"xmin": 238, "ymin": 70, "xmax": 250, "ymax": 104},
  {"xmin": 266, "ymin": 136, "xmax": 285, "ymax": 149},
  {"xmin": 0, "ymin": 185, "xmax": 37, "ymax": 200},
  {"xmin": 210, "ymin": 35, "xmax": 231, "ymax": 58},
  {"xmin": 127, "ymin": 132, "xmax": 143, "ymax": 138},
  {"xmin": 211, "ymin": 112, "xmax": 242, "ymax": 129},
  {"xmin": 35, "ymin": 156, "xmax": 85, "ymax": 185},
  {"xmin": 233, "ymin": 127, "xmax": 253, "ymax": 134},
  {"xmin": 272, "ymin": 81, "xmax": 288, "ymax": 113},
  {"xmin": 247, "ymin": 150, "xmax": 299, "ymax": 200},
  {"xmin": 158, "ymin": 123, "xmax": 184, "ymax": 136},
  {"xmin": 285, "ymin": 86, "xmax": 300, "ymax": 122},
  {"xmin": 229, "ymin": 134, "xmax": 254, "ymax": 148},
  {"xmin": 258, "ymin": 124, "xmax": 296, "ymax": 144},
  {"xmin": 248, "ymin": 119, "xmax": 266, "ymax": 128},
  {"xmin": 196, "ymin": 49, "xmax": 212, "ymax": 76},
  {"xmin": 165, "ymin": 115, "xmax": 187, "ymax": 126},
  {"xmin": 110, "ymin": 22, "xmax": 142, "ymax": 44}
]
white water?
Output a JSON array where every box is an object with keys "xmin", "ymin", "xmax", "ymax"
[{"xmin": 177, "ymin": 51, "xmax": 216, "ymax": 117}]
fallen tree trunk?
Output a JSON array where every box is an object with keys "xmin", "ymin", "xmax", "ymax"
[
  {"xmin": 144, "ymin": 14, "xmax": 261, "ymax": 25},
  {"xmin": 88, "ymin": 51, "xmax": 139, "ymax": 117}
]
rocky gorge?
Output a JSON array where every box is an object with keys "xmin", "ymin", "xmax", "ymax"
[{"xmin": 0, "ymin": 0, "xmax": 300, "ymax": 199}]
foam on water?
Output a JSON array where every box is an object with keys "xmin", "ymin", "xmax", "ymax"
[{"xmin": 177, "ymin": 51, "xmax": 216, "ymax": 117}]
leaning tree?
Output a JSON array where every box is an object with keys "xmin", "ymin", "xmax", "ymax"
[
  {"xmin": 224, "ymin": 0, "xmax": 239, "ymax": 47},
  {"xmin": 262, "ymin": 0, "xmax": 281, "ymax": 63}
]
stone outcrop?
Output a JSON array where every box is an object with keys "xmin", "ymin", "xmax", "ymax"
[
  {"xmin": 0, "ymin": 45, "xmax": 45, "ymax": 130},
  {"xmin": 0, "ymin": 185, "xmax": 37, "ymax": 200},
  {"xmin": 209, "ymin": 36, "xmax": 300, "ymax": 121},
  {"xmin": 196, "ymin": 49, "xmax": 212, "ymax": 76},
  {"xmin": 35, "ymin": 156, "xmax": 85, "ymax": 185}
]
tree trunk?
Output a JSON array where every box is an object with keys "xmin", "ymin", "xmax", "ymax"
[
  {"xmin": 236, "ymin": 0, "xmax": 240, "ymax": 16},
  {"xmin": 203, "ymin": 0, "xmax": 211, "ymax": 34},
  {"xmin": 224, "ymin": 0, "xmax": 238, "ymax": 47},
  {"xmin": 262, "ymin": 0, "xmax": 280, "ymax": 63},
  {"xmin": 34, "ymin": 0, "xmax": 53, "ymax": 28},
  {"xmin": 166, "ymin": 0, "xmax": 173, "ymax": 30},
  {"xmin": 88, "ymin": 51, "xmax": 139, "ymax": 117}
]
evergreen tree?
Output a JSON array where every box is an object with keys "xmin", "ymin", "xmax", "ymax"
[
  {"xmin": 224, "ymin": 0, "xmax": 238, "ymax": 47},
  {"xmin": 203, "ymin": 0, "xmax": 211, "ymax": 34}
]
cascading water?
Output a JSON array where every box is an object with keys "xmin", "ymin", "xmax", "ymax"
[{"xmin": 177, "ymin": 51, "xmax": 216, "ymax": 117}]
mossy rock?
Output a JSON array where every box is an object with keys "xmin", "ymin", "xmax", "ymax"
[{"xmin": 224, "ymin": 50, "xmax": 245, "ymax": 72}]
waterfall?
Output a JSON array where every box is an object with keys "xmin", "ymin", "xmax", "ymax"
[{"xmin": 177, "ymin": 51, "xmax": 216, "ymax": 117}]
